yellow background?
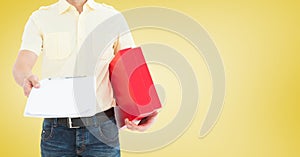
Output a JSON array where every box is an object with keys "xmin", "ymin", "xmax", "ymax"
[{"xmin": 0, "ymin": 0, "xmax": 299, "ymax": 156}]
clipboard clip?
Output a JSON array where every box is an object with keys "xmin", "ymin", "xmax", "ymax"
[{"xmin": 48, "ymin": 76, "xmax": 87, "ymax": 80}]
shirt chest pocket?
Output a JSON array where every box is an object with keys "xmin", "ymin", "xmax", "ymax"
[{"xmin": 43, "ymin": 32, "xmax": 72, "ymax": 60}]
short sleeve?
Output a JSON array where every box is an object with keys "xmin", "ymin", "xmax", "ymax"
[
  {"xmin": 20, "ymin": 14, "xmax": 43, "ymax": 56},
  {"xmin": 119, "ymin": 31, "xmax": 135, "ymax": 50},
  {"xmin": 118, "ymin": 13, "xmax": 136, "ymax": 50}
]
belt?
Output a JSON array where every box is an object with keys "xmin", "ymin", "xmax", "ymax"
[{"xmin": 45, "ymin": 108, "xmax": 115, "ymax": 128}]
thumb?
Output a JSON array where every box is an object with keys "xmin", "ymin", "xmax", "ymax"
[{"xmin": 28, "ymin": 75, "xmax": 40, "ymax": 88}]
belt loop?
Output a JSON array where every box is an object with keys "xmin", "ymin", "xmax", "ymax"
[
  {"xmin": 92, "ymin": 116, "xmax": 98, "ymax": 127},
  {"xmin": 53, "ymin": 118, "xmax": 58, "ymax": 127}
]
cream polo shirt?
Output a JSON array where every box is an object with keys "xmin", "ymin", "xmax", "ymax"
[{"xmin": 20, "ymin": 0, "xmax": 135, "ymax": 113}]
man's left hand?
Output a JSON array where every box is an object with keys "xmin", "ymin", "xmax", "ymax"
[{"xmin": 125, "ymin": 111, "xmax": 158, "ymax": 132}]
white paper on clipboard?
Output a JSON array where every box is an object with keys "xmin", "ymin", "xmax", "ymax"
[{"xmin": 24, "ymin": 76, "xmax": 97, "ymax": 118}]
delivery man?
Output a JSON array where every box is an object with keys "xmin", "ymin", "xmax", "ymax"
[{"xmin": 12, "ymin": 0, "xmax": 157, "ymax": 156}]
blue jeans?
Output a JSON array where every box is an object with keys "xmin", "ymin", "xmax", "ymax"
[{"xmin": 40, "ymin": 116, "xmax": 120, "ymax": 157}]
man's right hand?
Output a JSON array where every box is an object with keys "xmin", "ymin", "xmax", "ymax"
[{"xmin": 23, "ymin": 74, "xmax": 40, "ymax": 97}]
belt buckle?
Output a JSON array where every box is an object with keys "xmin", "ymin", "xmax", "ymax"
[{"xmin": 67, "ymin": 117, "xmax": 80, "ymax": 128}]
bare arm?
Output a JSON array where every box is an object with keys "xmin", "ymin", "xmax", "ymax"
[{"xmin": 12, "ymin": 50, "xmax": 40, "ymax": 96}]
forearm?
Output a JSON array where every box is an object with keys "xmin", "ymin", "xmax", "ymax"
[
  {"xmin": 12, "ymin": 50, "xmax": 38, "ymax": 86},
  {"xmin": 13, "ymin": 63, "xmax": 32, "ymax": 86}
]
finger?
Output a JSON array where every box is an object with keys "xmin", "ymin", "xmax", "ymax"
[
  {"xmin": 126, "ymin": 124, "xmax": 135, "ymax": 131},
  {"xmin": 24, "ymin": 87, "xmax": 28, "ymax": 97},
  {"xmin": 127, "ymin": 119, "xmax": 144, "ymax": 131},
  {"xmin": 135, "ymin": 124, "xmax": 147, "ymax": 132},
  {"xmin": 24, "ymin": 87, "xmax": 31, "ymax": 97},
  {"xmin": 126, "ymin": 123, "xmax": 136, "ymax": 131},
  {"xmin": 129, "ymin": 120, "xmax": 147, "ymax": 132},
  {"xmin": 125, "ymin": 118, "xmax": 130, "ymax": 125},
  {"xmin": 125, "ymin": 119, "xmax": 135, "ymax": 130},
  {"xmin": 23, "ymin": 80, "xmax": 32, "ymax": 97},
  {"xmin": 139, "ymin": 112, "xmax": 158, "ymax": 125},
  {"xmin": 24, "ymin": 85, "xmax": 32, "ymax": 97},
  {"xmin": 125, "ymin": 118, "xmax": 154, "ymax": 132},
  {"xmin": 136, "ymin": 117, "xmax": 157, "ymax": 131},
  {"xmin": 28, "ymin": 75, "xmax": 40, "ymax": 88},
  {"xmin": 136, "ymin": 125, "xmax": 147, "ymax": 132},
  {"xmin": 23, "ymin": 74, "xmax": 38, "ymax": 96},
  {"xmin": 149, "ymin": 111, "xmax": 158, "ymax": 118}
]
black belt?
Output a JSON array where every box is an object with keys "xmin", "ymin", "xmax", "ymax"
[{"xmin": 45, "ymin": 108, "xmax": 115, "ymax": 128}]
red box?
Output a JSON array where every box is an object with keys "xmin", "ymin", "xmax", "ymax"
[{"xmin": 109, "ymin": 47, "xmax": 162, "ymax": 128}]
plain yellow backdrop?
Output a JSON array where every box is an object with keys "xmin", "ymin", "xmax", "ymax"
[{"xmin": 0, "ymin": 0, "xmax": 299, "ymax": 156}]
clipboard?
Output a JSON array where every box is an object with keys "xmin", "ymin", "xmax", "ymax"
[{"xmin": 24, "ymin": 76, "xmax": 97, "ymax": 118}]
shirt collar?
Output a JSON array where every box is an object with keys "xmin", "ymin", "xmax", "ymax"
[
  {"xmin": 58, "ymin": 0, "xmax": 97, "ymax": 14},
  {"xmin": 86, "ymin": 0, "xmax": 98, "ymax": 10}
]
